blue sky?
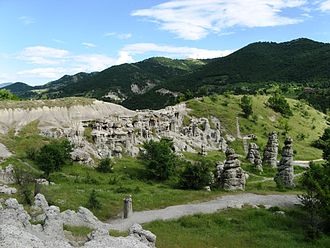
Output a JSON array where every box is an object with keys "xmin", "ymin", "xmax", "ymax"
[{"xmin": 1, "ymin": 0, "xmax": 330, "ymax": 86}]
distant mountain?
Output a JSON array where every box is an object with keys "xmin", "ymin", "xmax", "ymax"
[
  {"xmin": 165, "ymin": 38, "xmax": 330, "ymax": 92},
  {"xmin": 0, "ymin": 83, "xmax": 13, "ymax": 89},
  {"xmin": 3, "ymin": 82, "xmax": 36, "ymax": 98},
  {"xmin": 6, "ymin": 38, "xmax": 330, "ymax": 110}
]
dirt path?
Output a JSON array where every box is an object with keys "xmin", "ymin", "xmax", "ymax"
[{"xmin": 107, "ymin": 193, "xmax": 299, "ymax": 231}]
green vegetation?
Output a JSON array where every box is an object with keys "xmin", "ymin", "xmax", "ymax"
[
  {"xmin": 0, "ymin": 97, "xmax": 94, "ymax": 110},
  {"xmin": 0, "ymin": 89, "xmax": 19, "ymax": 100},
  {"xmin": 96, "ymin": 158, "xmax": 114, "ymax": 173},
  {"xmin": 140, "ymin": 138, "xmax": 178, "ymax": 181},
  {"xmin": 240, "ymin": 95, "xmax": 253, "ymax": 118},
  {"xmin": 144, "ymin": 208, "xmax": 330, "ymax": 248},
  {"xmin": 267, "ymin": 92, "xmax": 293, "ymax": 117},
  {"xmin": 35, "ymin": 139, "xmax": 73, "ymax": 177},
  {"xmin": 86, "ymin": 189, "xmax": 102, "ymax": 210},
  {"xmin": 63, "ymin": 225, "xmax": 94, "ymax": 237},
  {"xmin": 179, "ymin": 160, "xmax": 213, "ymax": 190},
  {"xmin": 313, "ymin": 128, "xmax": 330, "ymax": 160}
]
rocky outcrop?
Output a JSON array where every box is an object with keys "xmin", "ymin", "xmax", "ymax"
[
  {"xmin": 0, "ymin": 164, "xmax": 15, "ymax": 184},
  {"xmin": 263, "ymin": 131, "xmax": 278, "ymax": 168},
  {"xmin": 0, "ymin": 184, "xmax": 17, "ymax": 194},
  {"xmin": 219, "ymin": 148, "xmax": 246, "ymax": 191},
  {"xmin": 0, "ymin": 194, "xmax": 156, "ymax": 248},
  {"xmin": 247, "ymin": 143, "xmax": 263, "ymax": 172},
  {"xmin": 0, "ymin": 143, "xmax": 12, "ymax": 163},
  {"xmin": 274, "ymin": 137, "xmax": 295, "ymax": 188}
]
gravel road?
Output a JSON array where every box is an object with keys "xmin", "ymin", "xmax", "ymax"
[{"xmin": 108, "ymin": 193, "xmax": 300, "ymax": 231}]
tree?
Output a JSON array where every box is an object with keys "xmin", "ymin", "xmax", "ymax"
[
  {"xmin": 0, "ymin": 89, "xmax": 19, "ymax": 101},
  {"xmin": 267, "ymin": 93, "xmax": 293, "ymax": 117},
  {"xmin": 299, "ymin": 161, "xmax": 330, "ymax": 239},
  {"xmin": 299, "ymin": 132, "xmax": 330, "ymax": 239},
  {"xmin": 313, "ymin": 128, "xmax": 330, "ymax": 160},
  {"xmin": 86, "ymin": 190, "xmax": 101, "ymax": 210},
  {"xmin": 179, "ymin": 160, "xmax": 213, "ymax": 190},
  {"xmin": 96, "ymin": 158, "xmax": 113, "ymax": 173},
  {"xmin": 36, "ymin": 139, "xmax": 73, "ymax": 177},
  {"xmin": 140, "ymin": 138, "xmax": 177, "ymax": 181},
  {"xmin": 240, "ymin": 95, "xmax": 253, "ymax": 118}
]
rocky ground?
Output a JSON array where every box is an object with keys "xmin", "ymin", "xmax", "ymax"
[{"xmin": 0, "ymin": 194, "xmax": 156, "ymax": 248}]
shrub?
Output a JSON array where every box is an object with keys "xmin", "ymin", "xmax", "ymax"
[
  {"xmin": 96, "ymin": 158, "xmax": 113, "ymax": 173},
  {"xmin": 179, "ymin": 160, "xmax": 213, "ymax": 190},
  {"xmin": 86, "ymin": 190, "xmax": 101, "ymax": 210},
  {"xmin": 240, "ymin": 95, "xmax": 253, "ymax": 118},
  {"xmin": 140, "ymin": 138, "xmax": 178, "ymax": 181},
  {"xmin": 0, "ymin": 89, "xmax": 19, "ymax": 100},
  {"xmin": 36, "ymin": 139, "xmax": 73, "ymax": 177},
  {"xmin": 312, "ymin": 128, "xmax": 330, "ymax": 160},
  {"xmin": 267, "ymin": 93, "xmax": 292, "ymax": 117},
  {"xmin": 299, "ymin": 161, "xmax": 330, "ymax": 239}
]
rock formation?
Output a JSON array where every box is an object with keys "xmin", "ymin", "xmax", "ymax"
[
  {"xmin": 0, "ymin": 164, "xmax": 15, "ymax": 184},
  {"xmin": 274, "ymin": 137, "xmax": 295, "ymax": 188},
  {"xmin": 247, "ymin": 143, "xmax": 263, "ymax": 172},
  {"xmin": 263, "ymin": 131, "xmax": 278, "ymax": 168},
  {"xmin": 219, "ymin": 148, "xmax": 246, "ymax": 191},
  {"xmin": 0, "ymin": 143, "xmax": 12, "ymax": 163},
  {"xmin": 0, "ymin": 194, "xmax": 156, "ymax": 248}
]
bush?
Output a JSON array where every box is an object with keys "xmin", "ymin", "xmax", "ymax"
[
  {"xmin": 36, "ymin": 139, "xmax": 73, "ymax": 177},
  {"xmin": 299, "ymin": 161, "xmax": 330, "ymax": 238},
  {"xmin": 140, "ymin": 138, "xmax": 178, "ymax": 181},
  {"xmin": 86, "ymin": 190, "xmax": 101, "ymax": 210},
  {"xmin": 0, "ymin": 89, "xmax": 19, "ymax": 100},
  {"xmin": 240, "ymin": 95, "xmax": 253, "ymax": 118},
  {"xmin": 312, "ymin": 128, "xmax": 330, "ymax": 160},
  {"xmin": 96, "ymin": 158, "xmax": 113, "ymax": 173},
  {"xmin": 179, "ymin": 160, "xmax": 213, "ymax": 190},
  {"xmin": 267, "ymin": 93, "xmax": 292, "ymax": 117}
]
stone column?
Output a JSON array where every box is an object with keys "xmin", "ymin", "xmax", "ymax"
[
  {"xmin": 274, "ymin": 137, "xmax": 295, "ymax": 188},
  {"xmin": 263, "ymin": 131, "xmax": 279, "ymax": 168},
  {"xmin": 123, "ymin": 195, "xmax": 133, "ymax": 219}
]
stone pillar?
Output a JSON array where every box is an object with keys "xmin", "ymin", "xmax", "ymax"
[
  {"xmin": 274, "ymin": 137, "xmax": 295, "ymax": 188},
  {"xmin": 123, "ymin": 195, "xmax": 133, "ymax": 219},
  {"xmin": 199, "ymin": 144, "xmax": 207, "ymax": 156},
  {"xmin": 220, "ymin": 148, "xmax": 246, "ymax": 190},
  {"xmin": 34, "ymin": 180, "xmax": 42, "ymax": 196},
  {"xmin": 263, "ymin": 131, "xmax": 279, "ymax": 168},
  {"xmin": 247, "ymin": 143, "xmax": 263, "ymax": 172}
]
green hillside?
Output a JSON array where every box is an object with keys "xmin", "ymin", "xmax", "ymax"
[{"xmin": 186, "ymin": 95, "xmax": 328, "ymax": 160}]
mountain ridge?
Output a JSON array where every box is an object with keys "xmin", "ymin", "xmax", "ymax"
[{"xmin": 3, "ymin": 38, "xmax": 330, "ymax": 111}]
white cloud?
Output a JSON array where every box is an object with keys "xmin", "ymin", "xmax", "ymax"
[
  {"xmin": 19, "ymin": 16, "xmax": 35, "ymax": 25},
  {"xmin": 82, "ymin": 42, "xmax": 97, "ymax": 48},
  {"xmin": 104, "ymin": 32, "xmax": 132, "ymax": 39},
  {"xmin": 73, "ymin": 54, "xmax": 116, "ymax": 72},
  {"xmin": 122, "ymin": 43, "xmax": 232, "ymax": 59},
  {"xmin": 19, "ymin": 46, "xmax": 69, "ymax": 65},
  {"xmin": 320, "ymin": 0, "xmax": 330, "ymax": 11},
  {"xmin": 132, "ymin": 0, "xmax": 307, "ymax": 40},
  {"xmin": 17, "ymin": 68, "xmax": 67, "ymax": 79}
]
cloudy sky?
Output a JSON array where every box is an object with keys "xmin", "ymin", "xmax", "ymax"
[{"xmin": 1, "ymin": 0, "xmax": 330, "ymax": 85}]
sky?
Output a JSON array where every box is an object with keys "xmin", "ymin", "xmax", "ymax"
[{"xmin": 1, "ymin": 0, "xmax": 330, "ymax": 86}]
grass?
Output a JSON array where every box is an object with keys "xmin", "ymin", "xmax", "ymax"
[
  {"xmin": 40, "ymin": 158, "xmax": 228, "ymax": 220},
  {"xmin": 0, "ymin": 97, "xmax": 94, "ymax": 110},
  {"xmin": 144, "ymin": 207, "xmax": 330, "ymax": 248},
  {"xmin": 63, "ymin": 225, "xmax": 94, "ymax": 237},
  {"xmin": 187, "ymin": 95, "xmax": 327, "ymax": 160}
]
